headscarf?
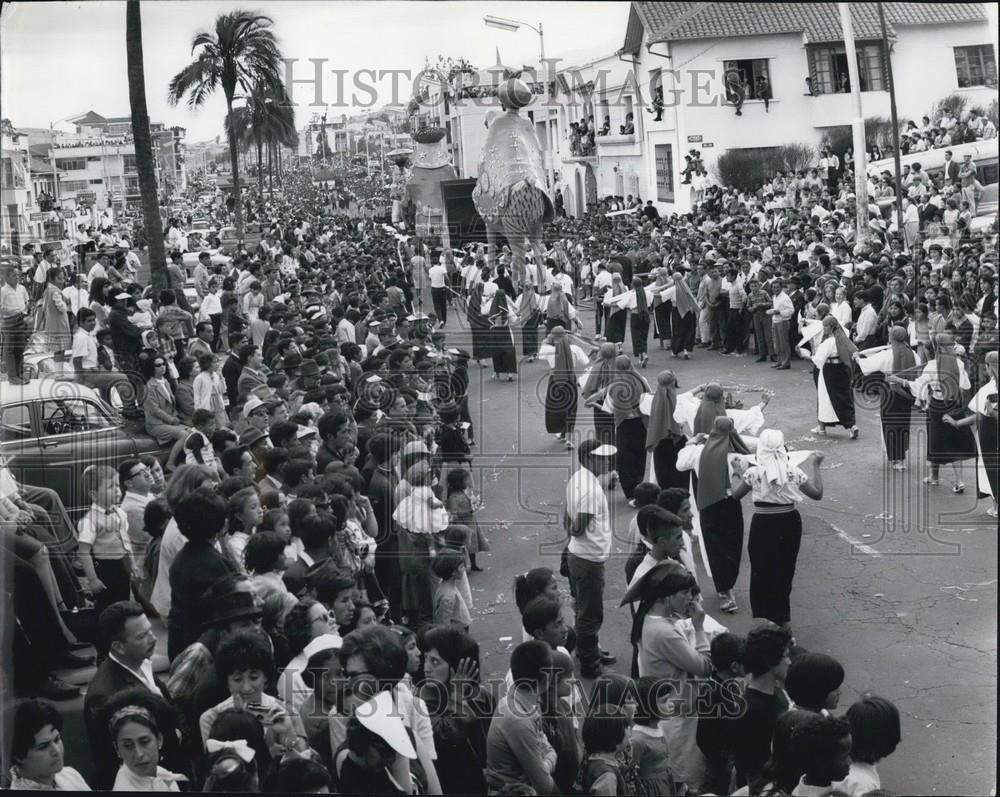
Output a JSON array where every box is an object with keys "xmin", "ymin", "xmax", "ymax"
[
  {"xmin": 822, "ymin": 314, "xmax": 857, "ymax": 364},
  {"xmin": 986, "ymin": 350, "xmax": 999, "ymax": 385},
  {"xmin": 518, "ymin": 283, "xmax": 539, "ymax": 317},
  {"xmin": 609, "ymin": 272, "xmax": 626, "ymax": 298},
  {"xmin": 546, "ymin": 281, "xmax": 570, "ymax": 321},
  {"xmin": 755, "ymin": 428, "xmax": 790, "ymax": 487},
  {"xmin": 933, "ymin": 331, "xmax": 962, "ymax": 404},
  {"xmin": 583, "ymin": 343, "xmax": 617, "ymax": 397},
  {"xmin": 889, "ymin": 325, "xmax": 916, "ymax": 374},
  {"xmin": 646, "ymin": 370, "xmax": 684, "ymax": 449},
  {"xmin": 693, "ymin": 383, "xmax": 727, "ymax": 435},
  {"xmin": 696, "ymin": 416, "xmax": 749, "ymax": 510},
  {"xmin": 608, "ymin": 354, "xmax": 650, "ymax": 427},
  {"xmin": 654, "ymin": 268, "xmax": 670, "ymax": 287},
  {"xmin": 672, "ymin": 271, "xmax": 699, "ymax": 317},
  {"xmin": 632, "ymin": 276, "xmax": 650, "ymax": 317},
  {"xmin": 550, "ymin": 326, "xmax": 576, "ymax": 381}
]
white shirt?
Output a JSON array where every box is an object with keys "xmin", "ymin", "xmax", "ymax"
[
  {"xmin": 63, "ymin": 285, "xmax": 88, "ymax": 316},
  {"xmin": 108, "ymin": 651, "xmax": 164, "ymax": 698},
  {"xmin": 853, "ymin": 304, "xmax": 878, "ymax": 342},
  {"xmin": 71, "ymin": 327, "xmax": 99, "ymax": 371},
  {"xmin": 593, "ymin": 270, "xmax": 613, "ymax": 297},
  {"xmin": 1, "ymin": 283, "xmax": 30, "ymax": 317},
  {"xmin": 428, "ymin": 263, "xmax": 448, "ymax": 289},
  {"xmin": 831, "ymin": 301, "xmax": 852, "ymax": 328},
  {"xmin": 565, "ymin": 466, "xmax": 612, "ymax": 563},
  {"xmin": 771, "ymin": 291, "xmax": 794, "ymax": 324}
]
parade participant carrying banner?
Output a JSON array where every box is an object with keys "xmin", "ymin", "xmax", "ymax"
[{"xmin": 472, "ymin": 77, "xmax": 554, "ymax": 289}]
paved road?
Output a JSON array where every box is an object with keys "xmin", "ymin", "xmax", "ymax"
[
  {"xmin": 444, "ymin": 302, "xmax": 997, "ymax": 796},
  {"xmin": 55, "ymin": 294, "xmax": 996, "ymax": 794}
]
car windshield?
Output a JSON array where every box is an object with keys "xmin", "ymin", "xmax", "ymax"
[{"xmin": 39, "ymin": 398, "xmax": 116, "ymax": 436}]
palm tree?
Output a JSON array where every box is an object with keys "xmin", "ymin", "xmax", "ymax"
[
  {"xmin": 228, "ymin": 81, "xmax": 297, "ymax": 201},
  {"xmin": 167, "ymin": 10, "xmax": 281, "ymax": 237},
  {"xmin": 125, "ymin": 0, "xmax": 168, "ymax": 291}
]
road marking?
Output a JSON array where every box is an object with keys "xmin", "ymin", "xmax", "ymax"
[{"xmin": 831, "ymin": 524, "xmax": 883, "ymax": 558}]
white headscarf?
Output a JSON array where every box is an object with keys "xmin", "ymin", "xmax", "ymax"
[{"xmin": 756, "ymin": 429, "xmax": 790, "ymax": 487}]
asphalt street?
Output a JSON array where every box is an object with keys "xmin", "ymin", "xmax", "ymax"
[
  {"xmin": 446, "ymin": 301, "xmax": 997, "ymax": 796},
  {"xmin": 54, "ymin": 291, "xmax": 996, "ymax": 795}
]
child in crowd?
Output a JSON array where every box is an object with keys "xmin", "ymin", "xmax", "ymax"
[
  {"xmin": 227, "ymin": 486, "xmax": 264, "ymax": 564},
  {"xmin": 835, "ymin": 694, "xmax": 901, "ymax": 796},
  {"xmin": 260, "ymin": 506, "xmax": 299, "ymax": 562},
  {"xmin": 697, "ymin": 632, "xmax": 747, "ymax": 795},
  {"xmin": 444, "ymin": 468, "xmax": 488, "ymax": 571},
  {"xmin": 77, "ymin": 464, "xmax": 139, "ymax": 615},
  {"xmin": 392, "ymin": 462, "xmax": 449, "ymax": 537},
  {"xmin": 432, "ymin": 550, "xmax": 472, "ymax": 629},
  {"xmin": 245, "ymin": 530, "xmax": 296, "ymax": 608},
  {"xmin": 578, "ymin": 707, "xmax": 631, "ymax": 796},
  {"xmin": 438, "ymin": 523, "xmax": 474, "ymax": 610},
  {"xmin": 141, "ymin": 497, "xmax": 172, "ymax": 604},
  {"xmin": 297, "ymin": 635, "xmax": 345, "ymax": 773},
  {"xmin": 789, "ymin": 714, "xmax": 853, "ymax": 794},
  {"xmin": 631, "ymin": 676, "xmax": 679, "ymax": 796},
  {"xmin": 785, "ymin": 651, "xmax": 845, "ymax": 714},
  {"xmin": 623, "ymin": 481, "xmax": 661, "ymax": 584}
]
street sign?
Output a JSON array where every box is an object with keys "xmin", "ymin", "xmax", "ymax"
[
  {"xmin": 687, "ymin": 135, "xmax": 703, "ymax": 143},
  {"xmin": 30, "ymin": 212, "xmax": 49, "ymax": 221},
  {"xmin": 702, "ymin": 142, "xmax": 714, "ymax": 148}
]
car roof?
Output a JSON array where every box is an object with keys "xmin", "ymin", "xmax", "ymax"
[{"xmin": 2, "ymin": 379, "xmax": 103, "ymax": 404}]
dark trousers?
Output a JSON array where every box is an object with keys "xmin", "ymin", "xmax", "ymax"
[
  {"xmin": 748, "ymin": 509, "xmax": 802, "ymax": 625},
  {"xmin": 431, "ymin": 287, "xmax": 448, "ymax": 326},
  {"xmin": 567, "ymin": 552, "xmax": 605, "ymax": 672},
  {"xmin": 375, "ymin": 544, "xmax": 402, "ymax": 624},
  {"xmin": 595, "ymin": 301, "xmax": 604, "ymax": 334},
  {"xmin": 630, "ymin": 313, "xmax": 650, "ymax": 356},
  {"xmin": 13, "ymin": 556, "xmax": 67, "ymax": 695},
  {"xmin": 93, "ymin": 557, "xmax": 131, "ymax": 617},
  {"xmin": 724, "ymin": 308, "xmax": 748, "ymax": 353},
  {"xmin": 20, "ymin": 485, "xmax": 77, "ymax": 557},
  {"xmin": 752, "ymin": 311, "xmax": 771, "ymax": 357},
  {"xmin": 700, "ymin": 498, "xmax": 744, "ymax": 593},
  {"xmin": 1, "ymin": 313, "xmax": 28, "ymax": 380}
]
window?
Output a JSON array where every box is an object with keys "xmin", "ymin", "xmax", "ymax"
[
  {"xmin": 654, "ymin": 143, "xmax": 674, "ymax": 202},
  {"xmin": 954, "ymin": 45, "xmax": 997, "ymax": 88},
  {"xmin": 1, "ymin": 404, "xmax": 33, "ymax": 440},
  {"xmin": 55, "ymin": 158, "xmax": 86, "ymax": 171},
  {"xmin": 1, "ymin": 156, "xmax": 26, "ymax": 189},
  {"xmin": 123, "ymin": 154, "xmax": 137, "ymax": 172},
  {"xmin": 86, "ymin": 156, "xmax": 101, "ymax": 163},
  {"xmin": 39, "ymin": 398, "xmax": 115, "ymax": 436},
  {"xmin": 60, "ymin": 180, "xmax": 90, "ymax": 192},
  {"xmin": 89, "ymin": 178, "xmax": 103, "ymax": 185},
  {"xmin": 723, "ymin": 58, "xmax": 773, "ymax": 99},
  {"xmin": 809, "ymin": 42, "xmax": 885, "ymax": 94}
]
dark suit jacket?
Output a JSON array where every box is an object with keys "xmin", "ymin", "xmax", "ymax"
[{"xmin": 83, "ymin": 658, "xmax": 180, "ymax": 789}]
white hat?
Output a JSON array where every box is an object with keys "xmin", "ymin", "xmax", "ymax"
[
  {"xmin": 243, "ymin": 396, "xmax": 266, "ymax": 418},
  {"xmin": 302, "ymin": 633, "xmax": 342, "ymax": 661},
  {"xmin": 295, "ymin": 424, "xmax": 318, "ymax": 439},
  {"xmin": 356, "ymin": 691, "xmax": 417, "ymax": 759},
  {"xmin": 114, "ymin": 292, "xmax": 131, "ymax": 301},
  {"xmin": 591, "ymin": 444, "xmax": 618, "ymax": 457}
]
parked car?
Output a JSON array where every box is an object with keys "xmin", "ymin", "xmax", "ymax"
[{"xmin": 0, "ymin": 380, "xmax": 164, "ymax": 542}]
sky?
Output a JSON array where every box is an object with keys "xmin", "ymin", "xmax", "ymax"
[{"xmin": 1, "ymin": 1, "xmax": 629, "ymax": 142}]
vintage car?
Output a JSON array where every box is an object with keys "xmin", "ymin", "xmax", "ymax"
[{"xmin": 0, "ymin": 379, "xmax": 163, "ymax": 534}]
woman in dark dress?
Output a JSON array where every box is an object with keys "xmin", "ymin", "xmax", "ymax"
[
  {"xmin": 810, "ymin": 315, "xmax": 859, "ymax": 438},
  {"xmin": 544, "ymin": 281, "xmax": 574, "ymax": 334},
  {"xmin": 629, "ymin": 276, "xmax": 651, "ymax": 367},
  {"xmin": 603, "ymin": 273, "xmax": 628, "ymax": 349},
  {"xmin": 513, "ymin": 284, "xmax": 543, "ymax": 359},
  {"xmin": 544, "ymin": 326, "xmax": 578, "ymax": 446},
  {"xmin": 949, "ymin": 350, "xmax": 999, "ymax": 518},
  {"xmin": 651, "ymin": 268, "xmax": 672, "ymax": 347},
  {"xmin": 889, "ymin": 332, "xmax": 976, "ymax": 492},
  {"xmin": 607, "ymin": 355, "xmax": 651, "ymax": 502},
  {"xmin": 670, "ymin": 271, "xmax": 698, "ymax": 358},
  {"xmin": 583, "ymin": 344, "xmax": 619, "ymax": 447},
  {"xmin": 854, "ymin": 325, "xmax": 916, "ymax": 469},
  {"xmin": 646, "ymin": 370, "xmax": 689, "ymax": 489},
  {"xmin": 486, "ymin": 289, "xmax": 518, "ymax": 381},
  {"xmin": 466, "ymin": 282, "xmax": 490, "ymax": 363}
]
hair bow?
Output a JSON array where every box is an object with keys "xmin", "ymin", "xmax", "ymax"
[{"xmin": 205, "ymin": 738, "xmax": 256, "ymax": 763}]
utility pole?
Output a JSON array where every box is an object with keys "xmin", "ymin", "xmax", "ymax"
[
  {"xmin": 839, "ymin": 3, "xmax": 869, "ymax": 247},
  {"xmin": 878, "ymin": 1, "xmax": 904, "ymax": 236}
]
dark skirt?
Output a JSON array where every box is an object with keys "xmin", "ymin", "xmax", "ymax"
[
  {"xmin": 748, "ymin": 507, "xmax": 802, "ymax": 626},
  {"xmin": 979, "ymin": 414, "xmax": 999, "ymax": 498},
  {"xmin": 467, "ymin": 306, "xmax": 491, "ymax": 361},
  {"xmin": 521, "ymin": 311, "xmax": 541, "ymax": 357},
  {"xmin": 699, "ymin": 497, "xmax": 745, "ymax": 593},
  {"xmin": 605, "ymin": 308, "xmax": 627, "ymax": 344},
  {"xmin": 880, "ymin": 384, "xmax": 914, "ymax": 462},
  {"xmin": 486, "ymin": 327, "xmax": 518, "ymax": 375},
  {"xmin": 593, "ymin": 408, "xmax": 616, "ymax": 447},
  {"xmin": 652, "ymin": 435, "xmax": 689, "ymax": 489},
  {"xmin": 927, "ymin": 398, "xmax": 977, "ymax": 464},
  {"xmin": 671, "ymin": 310, "xmax": 696, "ymax": 354},
  {"xmin": 545, "ymin": 376, "xmax": 578, "ymax": 435},
  {"xmin": 630, "ymin": 313, "xmax": 650, "ymax": 356},
  {"xmin": 821, "ymin": 362, "xmax": 856, "ymax": 428},
  {"xmin": 616, "ymin": 416, "xmax": 648, "ymax": 499},
  {"xmin": 653, "ymin": 301, "xmax": 672, "ymax": 341}
]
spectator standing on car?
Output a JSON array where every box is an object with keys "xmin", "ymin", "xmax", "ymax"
[{"xmin": 1, "ymin": 263, "xmax": 31, "ymax": 383}]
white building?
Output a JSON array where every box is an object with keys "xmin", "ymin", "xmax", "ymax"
[
  {"xmin": 620, "ymin": 1, "xmax": 998, "ymax": 213},
  {"xmin": 1, "ymin": 120, "xmax": 36, "ymax": 251}
]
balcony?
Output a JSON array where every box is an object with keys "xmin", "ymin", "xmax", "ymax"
[{"xmin": 596, "ymin": 132, "xmax": 640, "ymax": 158}]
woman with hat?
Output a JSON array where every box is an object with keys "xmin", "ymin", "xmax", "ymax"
[
  {"xmin": 853, "ymin": 325, "xmax": 918, "ymax": 469},
  {"xmin": 677, "ymin": 416, "xmax": 750, "ymax": 614},
  {"xmin": 645, "ymin": 370, "xmax": 689, "ymax": 489},
  {"xmin": 582, "ymin": 343, "xmax": 620, "ymax": 447},
  {"xmin": 730, "ymin": 429, "xmax": 825, "ymax": 628},
  {"xmin": 622, "ymin": 560, "xmax": 710, "ymax": 791},
  {"xmin": 811, "ymin": 315, "xmax": 860, "ymax": 438},
  {"xmin": 544, "ymin": 326, "xmax": 578, "ymax": 447},
  {"xmin": 888, "ymin": 331, "xmax": 976, "ymax": 492}
]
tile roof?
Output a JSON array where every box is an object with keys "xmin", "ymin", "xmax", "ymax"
[{"xmin": 633, "ymin": 2, "xmax": 987, "ymax": 45}]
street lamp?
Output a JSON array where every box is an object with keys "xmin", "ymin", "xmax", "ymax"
[{"xmin": 483, "ymin": 14, "xmax": 556, "ymax": 192}]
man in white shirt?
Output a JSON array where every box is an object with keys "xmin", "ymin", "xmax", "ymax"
[
  {"xmin": 428, "ymin": 260, "xmax": 449, "ymax": 327},
  {"xmin": 767, "ymin": 281, "xmax": 795, "ymax": 368},
  {"xmin": 1, "ymin": 265, "xmax": 31, "ymax": 383},
  {"xmin": 852, "ymin": 290, "xmax": 878, "ymax": 348},
  {"xmin": 565, "ymin": 440, "xmax": 617, "ymax": 678},
  {"xmin": 592, "ymin": 262, "xmax": 613, "ymax": 334}
]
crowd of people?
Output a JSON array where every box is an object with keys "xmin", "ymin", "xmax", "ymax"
[{"xmin": 0, "ymin": 111, "xmax": 996, "ymax": 794}]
